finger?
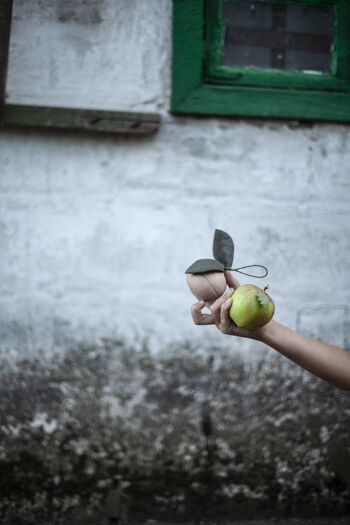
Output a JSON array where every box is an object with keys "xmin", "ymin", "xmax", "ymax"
[
  {"xmin": 220, "ymin": 297, "xmax": 235, "ymax": 333},
  {"xmin": 224, "ymin": 271, "xmax": 240, "ymax": 290},
  {"xmin": 191, "ymin": 301, "xmax": 215, "ymax": 325},
  {"xmin": 210, "ymin": 288, "xmax": 234, "ymax": 325}
]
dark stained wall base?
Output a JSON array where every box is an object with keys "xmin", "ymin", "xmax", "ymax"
[{"xmin": 0, "ymin": 335, "xmax": 349, "ymax": 524}]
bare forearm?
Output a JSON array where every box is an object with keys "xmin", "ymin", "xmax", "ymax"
[{"xmin": 258, "ymin": 320, "xmax": 350, "ymax": 391}]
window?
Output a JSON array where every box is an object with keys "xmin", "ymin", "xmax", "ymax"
[
  {"xmin": 0, "ymin": 0, "xmax": 159, "ymax": 135},
  {"xmin": 171, "ymin": 0, "xmax": 350, "ymax": 122}
]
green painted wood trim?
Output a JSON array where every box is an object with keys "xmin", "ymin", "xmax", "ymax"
[
  {"xmin": 171, "ymin": 0, "xmax": 350, "ymax": 122},
  {"xmin": 206, "ymin": 0, "xmax": 350, "ymax": 91},
  {"xmin": 207, "ymin": 67, "xmax": 350, "ymax": 91},
  {"xmin": 334, "ymin": 0, "xmax": 350, "ymax": 80},
  {"xmin": 220, "ymin": 0, "xmax": 336, "ymax": 6},
  {"xmin": 0, "ymin": 0, "xmax": 13, "ymax": 114},
  {"xmin": 171, "ymin": 0, "xmax": 205, "ymax": 109},
  {"xmin": 2, "ymin": 105, "xmax": 160, "ymax": 135},
  {"xmin": 174, "ymin": 84, "xmax": 350, "ymax": 122}
]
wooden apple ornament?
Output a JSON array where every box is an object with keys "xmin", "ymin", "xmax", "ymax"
[
  {"xmin": 185, "ymin": 229, "xmax": 270, "ymax": 308},
  {"xmin": 186, "ymin": 272, "xmax": 227, "ymax": 303}
]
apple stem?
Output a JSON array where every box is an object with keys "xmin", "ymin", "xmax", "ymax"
[{"xmin": 264, "ymin": 286, "xmax": 269, "ymax": 292}]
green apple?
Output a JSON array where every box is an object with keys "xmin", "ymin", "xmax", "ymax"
[{"xmin": 229, "ymin": 284, "xmax": 275, "ymax": 330}]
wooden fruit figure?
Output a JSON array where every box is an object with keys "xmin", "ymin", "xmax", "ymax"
[{"xmin": 185, "ymin": 229, "xmax": 269, "ymax": 304}]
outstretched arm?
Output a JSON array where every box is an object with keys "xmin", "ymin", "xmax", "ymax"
[
  {"xmin": 191, "ymin": 272, "xmax": 350, "ymax": 391},
  {"xmin": 259, "ymin": 320, "xmax": 350, "ymax": 391}
]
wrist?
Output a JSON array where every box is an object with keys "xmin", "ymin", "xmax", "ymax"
[{"xmin": 254, "ymin": 319, "xmax": 280, "ymax": 344}]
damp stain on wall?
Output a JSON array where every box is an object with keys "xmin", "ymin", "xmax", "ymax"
[
  {"xmin": 0, "ymin": 336, "xmax": 350, "ymax": 524},
  {"xmin": 56, "ymin": 0, "xmax": 104, "ymax": 25}
]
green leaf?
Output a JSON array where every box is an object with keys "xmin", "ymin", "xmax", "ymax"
[
  {"xmin": 256, "ymin": 290, "xmax": 269, "ymax": 306},
  {"xmin": 185, "ymin": 258, "xmax": 225, "ymax": 274},
  {"xmin": 213, "ymin": 229, "xmax": 234, "ymax": 268}
]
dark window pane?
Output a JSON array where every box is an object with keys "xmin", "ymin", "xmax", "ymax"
[{"xmin": 222, "ymin": 1, "xmax": 333, "ymax": 73}]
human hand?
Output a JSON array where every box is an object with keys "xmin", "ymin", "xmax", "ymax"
[{"xmin": 191, "ymin": 271, "xmax": 269, "ymax": 340}]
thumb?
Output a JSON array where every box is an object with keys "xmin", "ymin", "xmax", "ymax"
[{"xmin": 224, "ymin": 271, "xmax": 240, "ymax": 290}]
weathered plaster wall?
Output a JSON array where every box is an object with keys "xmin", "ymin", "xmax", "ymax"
[
  {"xmin": 1, "ymin": 0, "xmax": 350, "ymax": 355},
  {"xmin": 1, "ymin": 340, "xmax": 350, "ymax": 523},
  {"xmin": 1, "ymin": 121, "xmax": 350, "ymax": 355},
  {"xmin": 6, "ymin": 0, "xmax": 171, "ymax": 112}
]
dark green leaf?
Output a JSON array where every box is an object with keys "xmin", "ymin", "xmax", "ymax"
[
  {"xmin": 213, "ymin": 229, "xmax": 234, "ymax": 268},
  {"xmin": 185, "ymin": 259, "xmax": 225, "ymax": 274},
  {"xmin": 256, "ymin": 290, "xmax": 269, "ymax": 306}
]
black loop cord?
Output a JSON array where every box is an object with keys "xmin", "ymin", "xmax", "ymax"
[{"xmin": 228, "ymin": 265, "xmax": 268, "ymax": 278}]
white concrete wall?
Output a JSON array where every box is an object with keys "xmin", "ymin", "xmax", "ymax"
[{"xmin": 1, "ymin": 0, "xmax": 350, "ymax": 356}]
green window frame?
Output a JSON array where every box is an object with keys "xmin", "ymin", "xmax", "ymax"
[{"xmin": 171, "ymin": 0, "xmax": 350, "ymax": 122}]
